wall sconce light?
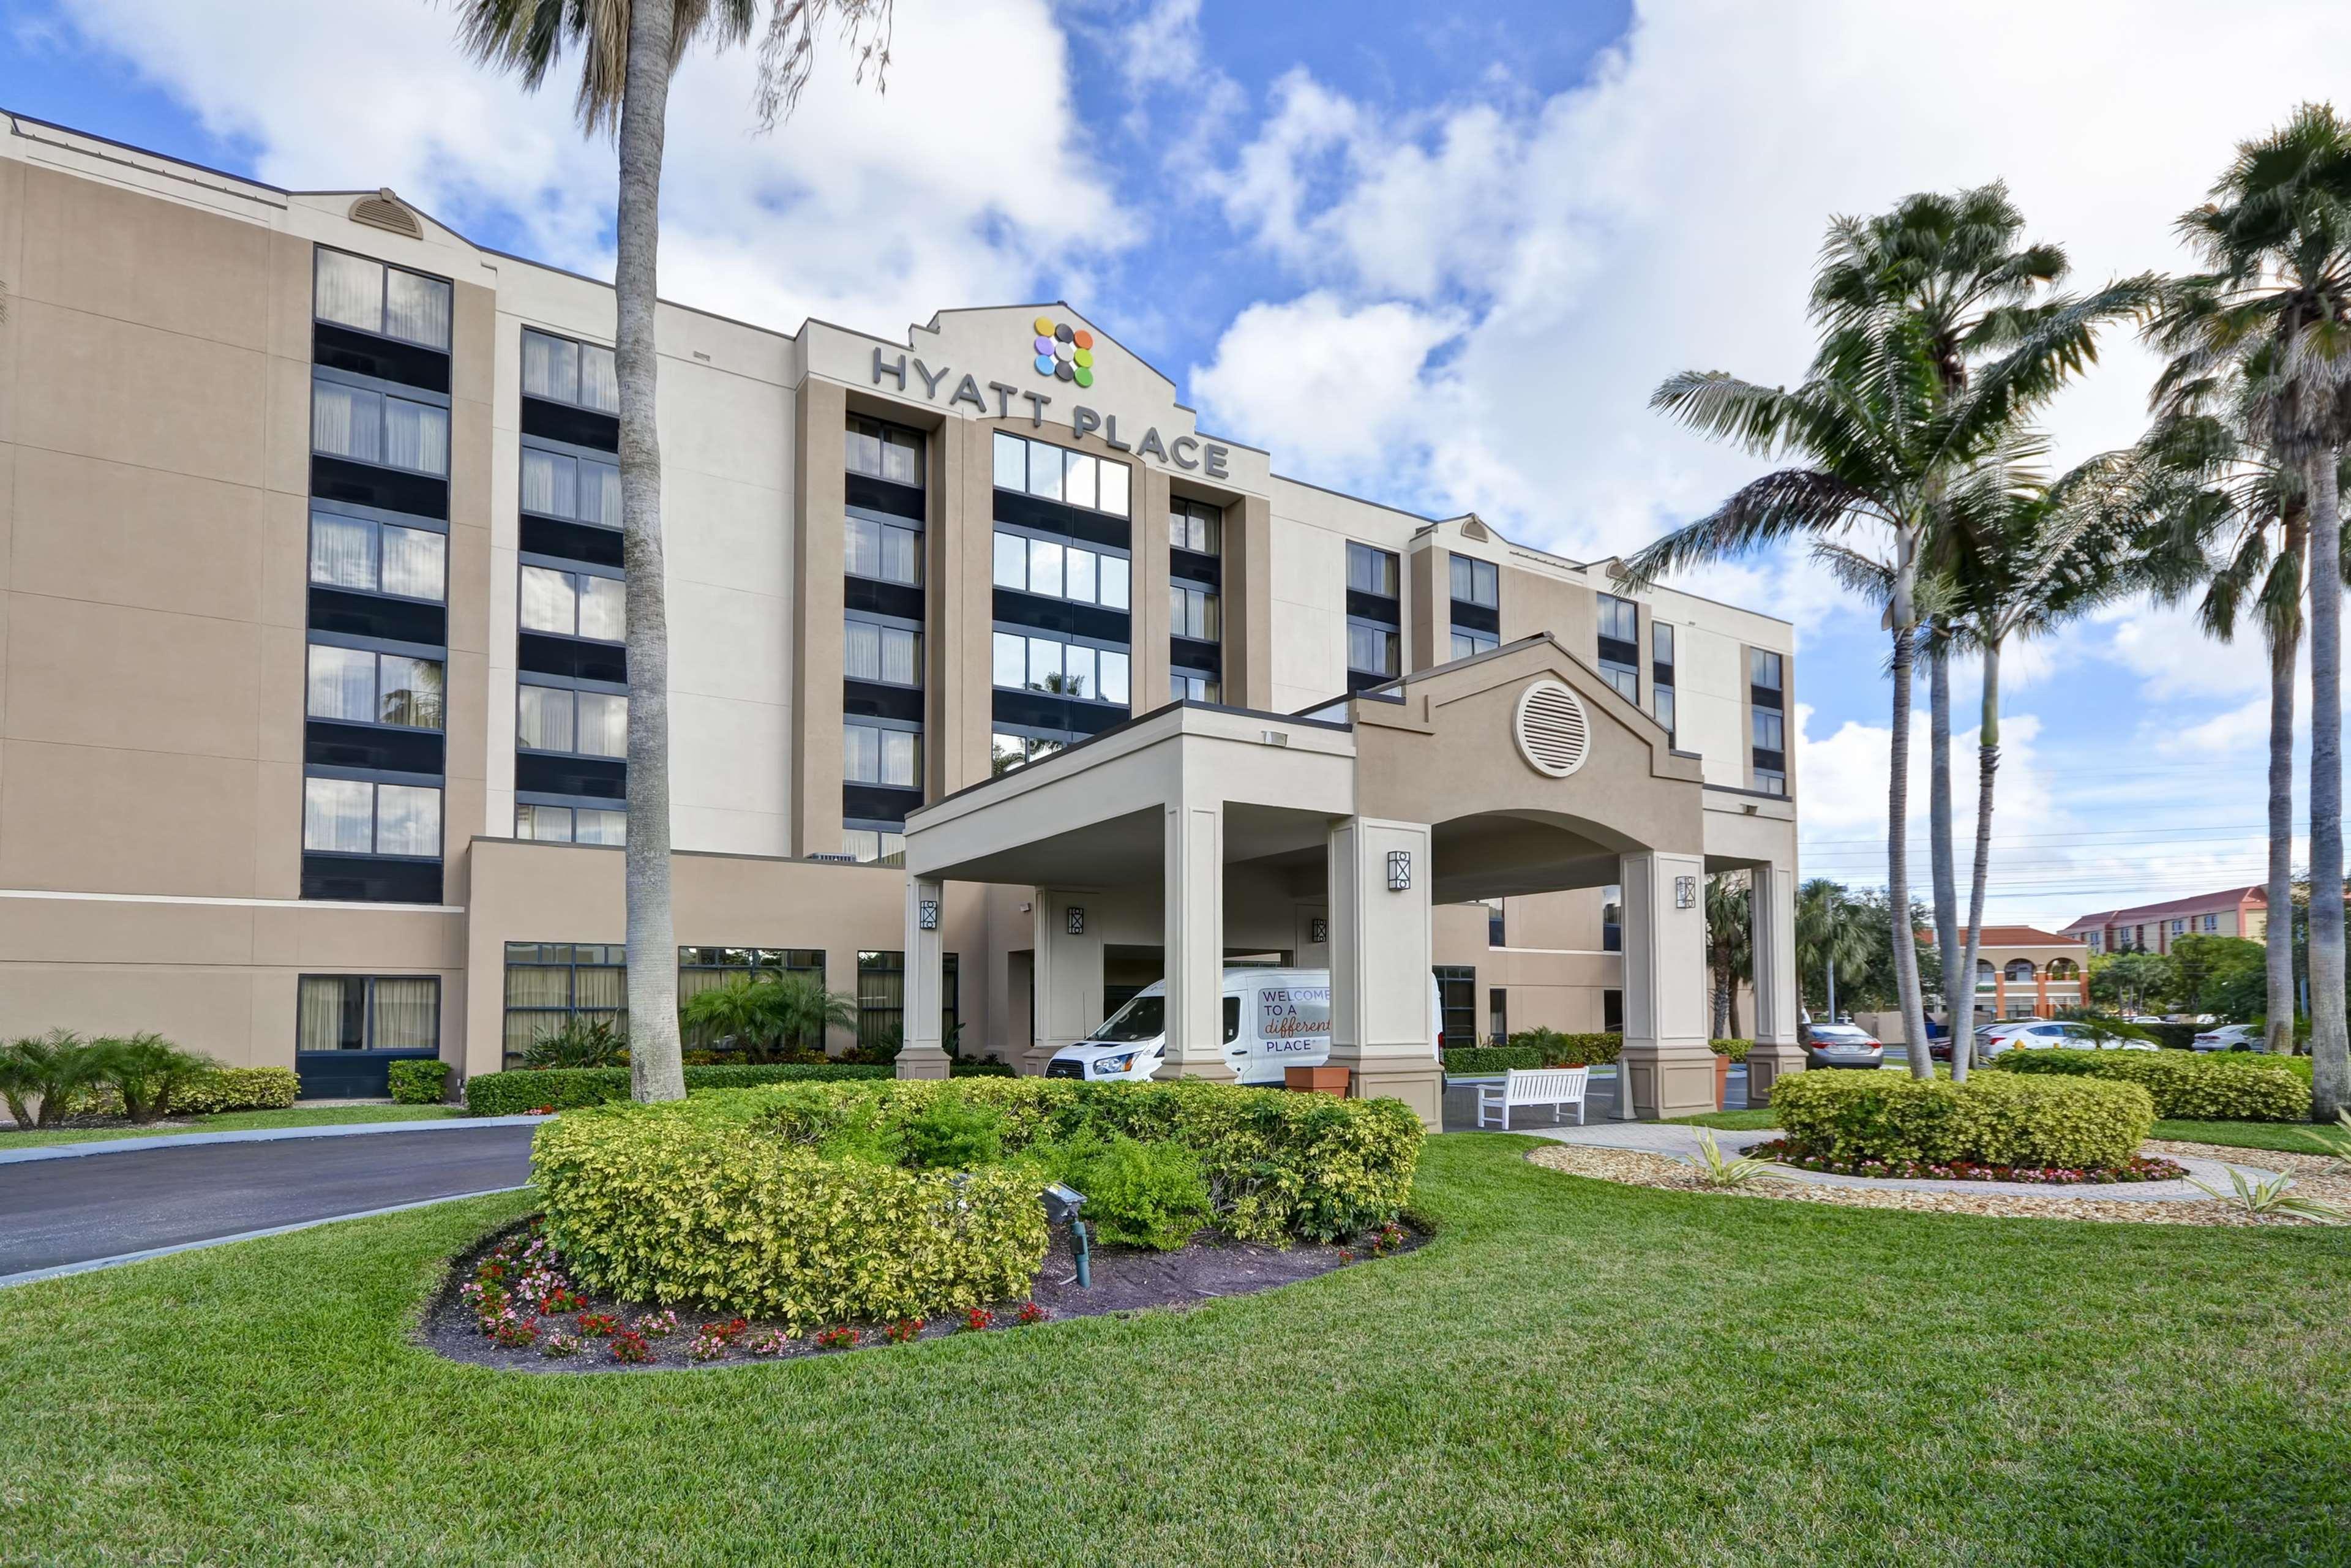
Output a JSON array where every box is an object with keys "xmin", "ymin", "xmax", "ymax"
[
  {"xmin": 1066, "ymin": 906, "xmax": 1087, "ymax": 935},
  {"xmin": 917, "ymin": 899, "xmax": 939, "ymax": 931},
  {"xmin": 1308, "ymin": 917, "xmax": 1329, "ymax": 945},
  {"xmin": 1387, "ymin": 850, "xmax": 1413, "ymax": 892},
  {"xmin": 1674, "ymin": 876, "xmax": 1696, "ymax": 909}
]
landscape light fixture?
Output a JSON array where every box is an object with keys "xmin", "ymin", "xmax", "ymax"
[{"xmin": 1041, "ymin": 1182, "xmax": 1091, "ymax": 1288}]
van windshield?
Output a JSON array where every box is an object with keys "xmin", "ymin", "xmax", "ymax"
[{"xmin": 1091, "ymin": 996, "xmax": 1164, "ymax": 1043}]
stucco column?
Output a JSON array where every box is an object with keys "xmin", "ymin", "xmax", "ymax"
[
  {"xmin": 896, "ymin": 876, "xmax": 950, "ymax": 1080},
  {"xmin": 1327, "ymin": 816, "xmax": 1441, "ymax": 1129},
  {"xmin": 1616, "ymin": 849, "xmax": 1715, "ymax": 1119},
  {"xmin": 1744, "ymin": 860, "xmax": 1805, "ymax": 1105},
  {"xmin": 1160, "ymin": 803, "xmax": 1237, "ymax": 1080},
  {"xmin": 1027, "ymin": 889, "xmax": 1106, "ymax": 1074}
]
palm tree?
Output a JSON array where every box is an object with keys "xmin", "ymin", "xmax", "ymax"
[
  {"xmin": 1625, "ymin": 225, "xmax": 2150, "ymax": 1075},
  {"xmin": 2152, "ymin": 104, "xmax": 2351, "ymax": 1118},
  {"xmin": 680, "ymin": 972, "xmax": 857, "ymax": 1060},
  {"xmin": 1704, "ymin": 872, "xmax": 1752, "ymax": 1039},
  {"xmin": 456, "ymin": 0, "xmax": 896, "ymax": 1104},
  {"xmin": 1795, "ymin": 877, "xmax": 1877, "ymax": 1022}
]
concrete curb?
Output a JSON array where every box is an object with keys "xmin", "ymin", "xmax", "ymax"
[
  {"xmin": 0, "ymin": 1115, "xmax": 548, "ymax": 1166},
  {"xmin": 0, "ymin": 1186, "xmax": 533, "ymax": 1289}
]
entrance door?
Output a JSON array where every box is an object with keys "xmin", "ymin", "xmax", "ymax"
[{"xmin": 1433, "ymin": 966, "xmax": 1477, "ymax": 1050}]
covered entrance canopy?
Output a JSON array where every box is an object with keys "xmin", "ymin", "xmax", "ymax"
[{"xmin": 894, "ymin": 637, "xmax": 1801, "ymax": 1127}]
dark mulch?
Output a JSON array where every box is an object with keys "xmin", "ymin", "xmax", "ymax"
[{"xmin": 420, "ymin": 1218, "xmax": 1423, "ymax": 1376}]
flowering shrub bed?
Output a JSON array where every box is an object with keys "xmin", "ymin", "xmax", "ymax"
[
  {"xmin": 1989, "ymin": 1049, "xmax": 2312, "ymax": 1122},
  {"xmin": 1751, "ymin": 1139, "xmax": 2188, "ymax": 1185},
  {"xmin": 1771, "ymin": 1068, "xmax": 2155, "ymax": 1170}
]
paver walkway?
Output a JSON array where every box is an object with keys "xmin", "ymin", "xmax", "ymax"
[{"xmin": 1517, "ymin": 1121, "xmax": 2279, "ymax": 1202}]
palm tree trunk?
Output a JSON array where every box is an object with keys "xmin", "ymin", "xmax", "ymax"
[
  {"xmin": 1712, "ymin": 962, "xmax": 1731, "ymax": 1040},
  {"xmin": 1825, "ymin": 956, "xmax": 1837, "ymax": 1021},
  {"xmin": 1929, "ymin": 637, "xmax": 1962, "ymax": 1037},
  {"xmin": 2266, "ymin": 566, "xmax": 2301, "ymax": 1055},
  {"xmin": 617, "ymin": 0, "xmax": 686, "ymax": 1105},
  {"xmin": 1955, "ymin": 636, "xmax": 2003, "ymax": 1084},
  {"xmin": 1888, "ymin": 550, "xmax": 1931, "ymax": 1078},
  {"xmin": 2309, "ymin": 450, "xmax": 2347, "ymax": 1120}
]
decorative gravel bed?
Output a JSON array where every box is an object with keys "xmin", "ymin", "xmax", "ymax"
[
  {"xmin": 1527, "ymin": 1138, "xmax": 2349, "ymax": 1227},
  {"xmin": 421, "ymin": 1215, "xmax": 1422, "ymax": 1374}
]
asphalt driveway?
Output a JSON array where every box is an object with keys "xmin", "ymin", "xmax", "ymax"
[{"xmin": 0, "ymin": 1123, "xmax": 538, "ymax": 1281}]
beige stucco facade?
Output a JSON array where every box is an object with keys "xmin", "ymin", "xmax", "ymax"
[{"xmin": 0, "ymin": 111, "xmax": 1800, "ymax": 1111}]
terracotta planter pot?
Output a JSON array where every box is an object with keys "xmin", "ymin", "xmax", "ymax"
[
  {"xmin": 1285, "ymin": 1065, "xmax": 1351, "ymax": 1097},
  {"xmin": 1714, "ymin": 1052, "xmax": 1730, "ymax": 1109}
]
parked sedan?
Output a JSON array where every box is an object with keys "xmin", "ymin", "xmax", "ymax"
[
  {"xmin": 1978, "ymin": 1019, "xmax": 2156, "ymax": 1055},
  {"xmin": 1801, "ymin": 1022, "xmax": 1884, "ymax": 1069},
  {"xmin": 2192, "ymin": 1023, "xmax": 2263, "ymax": 1052}
]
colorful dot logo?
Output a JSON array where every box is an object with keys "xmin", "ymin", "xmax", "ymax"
[{"xmin": 1032, "ymin": 315, "xmax": 1095, "ymax": 388}]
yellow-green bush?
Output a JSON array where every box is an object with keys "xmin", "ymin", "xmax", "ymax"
[
  {"xmin": 1990, "ymin": 1049, "xmax": 2312, "ymax": 1122},
  {"xmin": 1773, "ymin": 1069, "xmax": 2154, "ymax": 1169},
  {"xmin": 175, "ymin": 1067, "xmax": 299, "ymax": 1114}
]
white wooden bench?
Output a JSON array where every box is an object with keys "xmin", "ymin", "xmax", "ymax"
[{"xmin": 1475, "ymin": 1066, "xmax": 1589, "ymax": 1130}]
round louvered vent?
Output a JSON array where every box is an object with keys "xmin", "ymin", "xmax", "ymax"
[
  {"xmin": 1515, "ymin": 680, "xmax": 1590, "ymax": 778},
  {"xmin": 349, "ymin": 190, "xmax": 422, "ymax": 240}
]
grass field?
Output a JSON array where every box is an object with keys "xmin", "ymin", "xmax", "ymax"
[
  {"xmin": 0, "ymin": 1103, "xmax": 462, "ymax": 1150},
  {"xmin": 2, "ymin": 1135, "xmax": 2345, "ymax": 1565}
]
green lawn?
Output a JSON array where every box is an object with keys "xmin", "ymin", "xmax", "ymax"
[
  {"xmin": 3, "ymin": 1138, "xmax": 2345, "ymax": 1564},
  {"xmin": 0, "ymin": 1103, "xmax": 462, "ymax": 1150},
  {"xmin": 1671, "ymin": 1108, "xmax": 1778, "ymax": 1131}
]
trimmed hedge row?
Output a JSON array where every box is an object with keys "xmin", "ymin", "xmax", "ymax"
[
  {"xmin": 82, "ymin": 1065, "xmax": 299, "ymax": 1118},
  {"xmin": 464, "ymin": 1062, "xmax": 892, "ymax": 1117},
  {"xmin": 1990, "ymin": 1049, "xmax": 2311, "ymax": 1122},
  {"xmin": 1444, "ymin": 1037, "xmax": 1748, "ymax": 1075},
  {"xmin": 1772, "ymin": 1068, "xmax": 2154, "ymax": 1169},
  {"xmin": 533, "ymin": 1077, "xmax": 1423, "ymax": 1324}
]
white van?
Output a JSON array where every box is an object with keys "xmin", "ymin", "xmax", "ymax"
[{"xmin": 1044, "ymin": 967, "xmax": 1443, "ymax": 1084}]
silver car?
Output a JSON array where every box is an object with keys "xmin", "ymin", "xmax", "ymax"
[{"xmin": 1802, "ymin": 1023, "xmax": 1884, "ymax": 1069}]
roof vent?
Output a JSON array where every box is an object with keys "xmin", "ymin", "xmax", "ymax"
[
  {"xmin": 349, "ymin": 189, "xmax": 423, "ymax": 240},
  {"xmin": 1460, "ymin": 519, "xmax": 1490, "ymax": 542},
  {"xmin": 1514, "ymin": 680, "xmax": 1590, "ymax": 778}
]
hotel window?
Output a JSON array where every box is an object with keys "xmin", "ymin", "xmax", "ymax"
[
  {"xmin": 992, "ymin": 528, "xmax": 1130, "ymax": 609},
  {"xmin": 1348, "ymin": 620, "xmax": 1400, "ymax": 678},
  {"xmin": 1752, "ymin": 708, "xmax": 1785, "ymax": 752},
  {"xmin": 992, "ymin": 631, "xmax": 1130, "ymax": 705},
  {"xmin": 1348, "ymin": 541, "xmax": 1400, "ymax": 597},
  {"xmin": 1651, "ymin": 621, "xmax": 1676, "ymax": 737},
  {"xmin": 1450, "ymin": 555, "xmax": 1499, "ymax": 609},
  {"xmin": 1170, "ymin": 498, "xmax": 1221, "ymax": 556},
  {"xmin": 314, "ymin": 249, "xmax": 452, "ymax": 351},
  {"xmin": 1171, "ymin": 672, "xmax": 1221, "ymax": 703},
  {"xmin": 1750, "ymin": 647, "xmax": 1786, "ymax": 795},
  {"xmin": 313, "ymin": 373, "xmax": 449, "ymax": 476},
  {"xmin": 1450, "ymin": 628, "xmax": 1499, "ymax": 660},
  {"xmin": 1598, "ymin": 593, "xmax": 1638, "ymax": 642},
  {"xmin": 2203, "ymin": 913, "xmax": 2219, "ymax": 932},
  {"xmin": 1171, "ymin": 583, "xmax": 1220, "ymax": 642},
  {"xmin": 296, "ymin": 975, "xmax": 441, "ymax": 1052},
  {"xmin": 842, "ymin": 823, "xmax": 907, "ymax": 865},
  {"xmin": 516, "ymin": 802, "xmax": 626, "ymax": 845},
  {"xmin": 991, "ymin": 731, "xmax": 1067, "ymax": 776},
  {"xmin": 302, "ymin": 777, "xmax": 441, "ymax": 858},
  {"xmin": 1599, "ymin": 658, "xmax": 1639, "ymax": 702},
  {"xmin": 679, "ymin": 948, "xmax": 824, "ymax": 1022},
  {"xmin": 521, "ymin": 441, "xmax": 621, "ymax": 528},
  {"xmin": 846, "ymin": 615, "xmax": 922, "ymax": 687},
  {"xmin": 310, "ymin": 509, "xmax": 446, "ymax": 602},
  {"xmin": 521, "ymin": 564, "xmax": 626, "ymax": 641},
  {"xmin": 1602, "ymin": 884, "xmax": 1622, "ymax": 953},
  {"xmin": 1434, "ymin": 966, "xmax": 1477, "ymax": 1050},
  {"xmin": 858, "ymin": 950, "xmax": 906, "ymax": 1050},
  {"xmin": 1597, "ymin": 593, "xmax": 1640, "ymax": 702},
  {"xmin": 306, "ymin": 643, "xmax": 444, "ymax": 729},
  {"xmin": 844, "ymin": 719, "xmax": 921, "ymax": 789},
  {"xmin": 1750, "ymin": 648, "xmax": 1785, "ymax": 698},
  {"xmin": 519, "ymin": 683, "xmax": 628, "ymax": 758},
  {"xmin": 501, "ymin": 942, "xmax": 626, "ymax": 1064},
  {"xmin": 1487, "ymin": 901, "xmax": 1505, "ymax": 947},
  {"xmin": 521, "ymin": 328, "xmax": 620, "ymax": 413},
  {"xmin": 846, "ymin": 512, "xmax": 923, "ymax": 587},
  {"xmin": 847, "ymin": 418, "xmax": 923, "ymax": 486},
  {"xmin": 1489, "ymin": 988, "xmax": 1508, "ymax": 1045},
  {"xmin": 992, "ymin": 432, "xmax": 1130, "ymax": 518}
]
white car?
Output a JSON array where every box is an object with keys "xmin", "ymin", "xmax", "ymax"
[
  {"xmin": 2191, "ymin": 1024, "xmax": 2262, "ymax": 1052},
  {"xmin": 1975, "ymin": 1019, "xmax": 2156, "ymax": 1055},
  {"xmin": 1046, "ymin": 969, "xmax": 1442, "ymax": 1084}
]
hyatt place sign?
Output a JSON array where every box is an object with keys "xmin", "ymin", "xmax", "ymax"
[{"xmin": 872, "ymin": 348, "xmax": 1233, "ymax": 480}]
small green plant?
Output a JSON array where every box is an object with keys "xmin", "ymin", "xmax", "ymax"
[
  {"xmin": 1683, "ymin": 1128, "xmax": 1799, "ymax": 1190},
  {"xmin": 898, "ymin": 1095, "xmax": 1005, "ymax": 1171},
  {"xmin": 92, "ymin": 1034, "xmax": 217, "ymax": 1122},
  {"xmin": 0, "ymin": 1030, "xmax": 109, "ymax": 1129},
  {"xmin": 2186, "ymin": 1165, "xmax": 2347, "ymax": 1225},
  {"xmin": 387, "ymin": 1059, "xmax": 450, "ymax": 1105},
  {"xmin": 523, "ymin": 1018, "xmax": 629, "ymax": 1070},
  {"xmin": 1046, "ymin": 1133, "xmax": 1212, "ymax": 1250}
]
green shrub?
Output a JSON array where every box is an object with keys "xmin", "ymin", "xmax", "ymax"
[
  {"xmin": 463, "ymin": 1062, "xmax": 891, "ymax": 1116},
  {"xmin": 1044, "ymin": 1133, "xmax": 1210, "ymax": 1250},
  {"xmin": 175, "ymin": 1067, "xmax": 299, "ymax": 1114},
  {"xmin": 1503, "ymin": 1029, "xmax": 1622, "ymax": 1066},
  {"xmin": 522, "ymin": 1018, "xmax": 629, "ymax": 1069},
  {"xmin": 1990, "ymin": 1049, "xmax": 2311, "ymax": 1122},
  {"xmin": 387, "ymin": 1060, "xmax": 450, "ymax": 1105},
  {"xmin": 0, "ymin": 1030, "xmax": 111, "ymax": 1129},
  {"xmin": 899, "ymin": 1095, "xmax": 1006, "ymax": 1169},
  {"xmin": 1711, "ymin": 1039, "xmax": 1752, "ymax": 1063},
  {"xmin": 92, "ymin": 1034, "xmax": 218, "ymax": 1122},
  {"xmin": 1443, "ymin": 1046, "xmax": 1546, "ymax": 1076},
  {"xmin": 1772, "ymin": 1069, "xmax": 2154, "ymax": 1169},
  {"xmin": 949, "ymin": 1058, "xmax": 1018, "ymax": 1078}
]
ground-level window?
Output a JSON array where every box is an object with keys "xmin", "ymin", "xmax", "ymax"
[
  {"xmin": 858, "ymin": 950, "xmax": 905, "ymax": 1051},
  {"xmin": 1603, "ymin": 988, "xmax": 1623, "ymax": 1033},
  {"xmin": 1489, "ymin": 988, "xmax": 1507, "ymax": 1046},
  {"xmin": 678, "ymin": 948, "xmax": 825, "ymax": 1050},
  {"xmin": 1433, "ymin": 966, "xmax": 1477, "ymax": 1051},
  {"xmin": 502, "ymin": 942, "xmax": 625, "ymax": 1065},
  {"xmin": 297, "ymin": 975, "xmax": 440, "ymax": 1052}
]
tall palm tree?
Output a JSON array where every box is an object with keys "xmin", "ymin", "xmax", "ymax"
[
  {"xmin": 1704, "ymin": 872, "xmax": 1752, "ymax": 1039},
  {"xmin": 1626, "ymin": 236, "xmax": 2150, "ymax": 1075},
  {"xmin": 2153, "ymin": 103, "xmax": 2351, "ymax": 1118},
  {"xmin": 1794, "ymin": 877, "xmax": 1876, "ymax": 1021},
  {"xmin": 456, "ymin": 0, "xmax": 896, "ymax": 1104}
]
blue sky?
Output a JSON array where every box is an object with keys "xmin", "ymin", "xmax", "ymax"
[{"xmin": 7, "ymin": 0, "xmax": 2350, "ymax": 929}]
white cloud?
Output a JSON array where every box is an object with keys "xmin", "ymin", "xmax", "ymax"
[{"xmin": 44, "ymin": 0, "xmax": 1132, "ymax": 334}]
